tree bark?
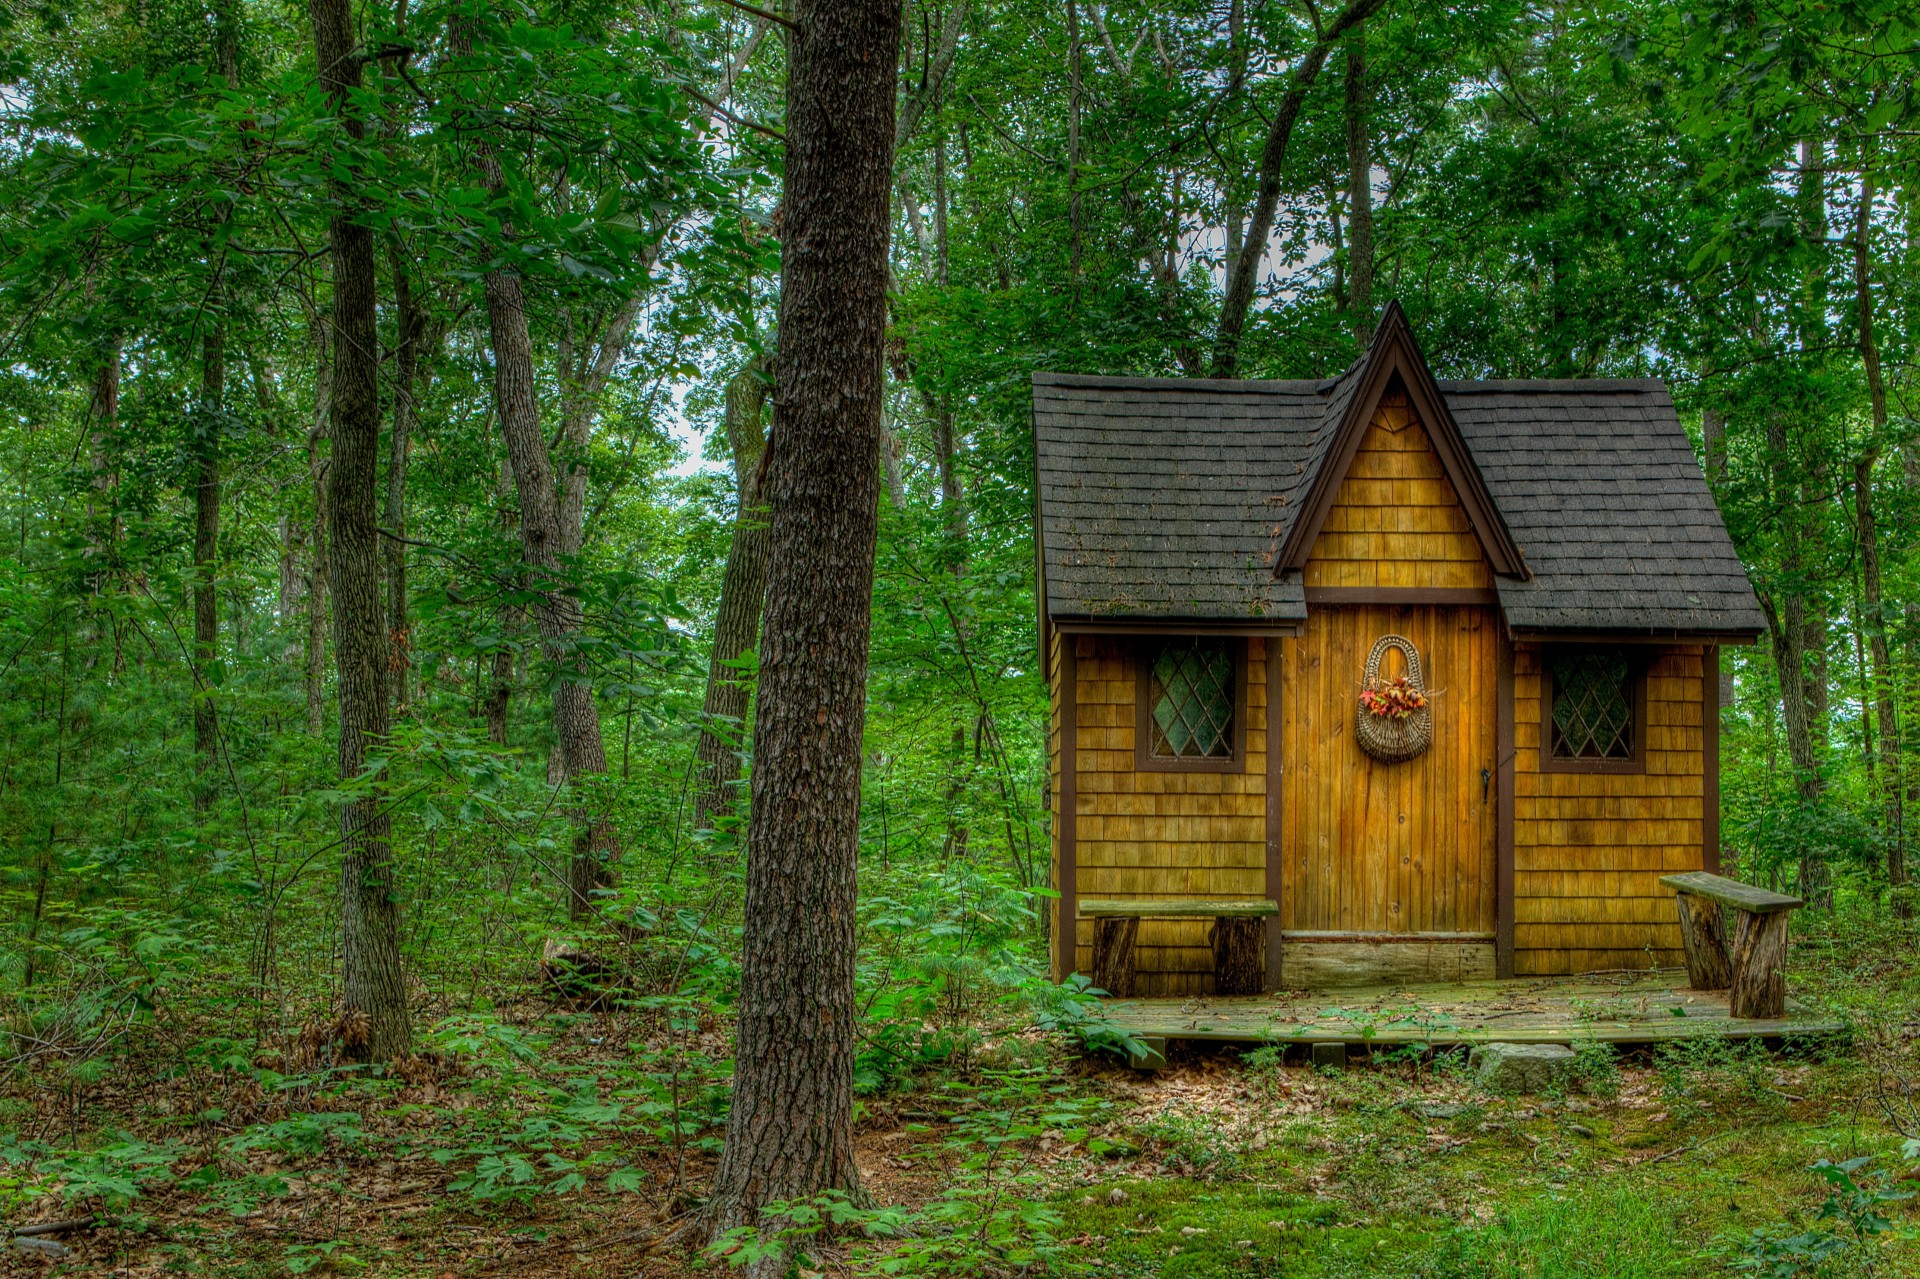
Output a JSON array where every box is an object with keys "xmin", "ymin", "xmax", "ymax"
[
  {"xmin": 85, "ymin": 340, "xmax": 121, "ymax": 583},
  {"xmin": 700, "ymin": 0, "xmax": 899, "ymax": 1257},
  {"xmin": 1210, "ymin": 917, "xmax": 1264, "ymax": 996},
  {"xmin": 1342, "ymin": 25, "xmax": 1374, "ymax": 345},
  {"xmin": 313, "ymin": 0, "xmax": 409, "ymax": 1061},
  {"xmin": 1065, "ymin": 0, "xmax": 1082, "ymax": 286},
  {"xmin": 1851, "ymin": 163, "xmax": 1903, "ymax": 898},
  {"xmin": 192, "ymin": 324, "xmax": 224, "ymax": 810},
  {"xmin": 1728, "ymin": 910, "xmax": 1789, "ymax": 1019},
  {"xmin": 1762, "ymin": 414, "xmax": 1828, "ymax": 905},
  {"xmin": 692, "ymin": 354, "xmax": 772, "ymax": 830},
  {"xmin": 450, "ymin": 19, "xmax": 614, "ymax": 920},
  {"xmin": 1210, "ymin": 0, "xmax": 1388, "ymax": 377},
  {"xmin": 1091, "ymin": 917, "xmax": 1138, "ymax": 997},
  {"xmin": 306, "ymin": 332, "xmax": 332, "ymax": 737},
  {"xmin": 1701, "ymin": 407, "xmax": 1726, "ymax": 486},
  {"xmin": 383, "ymin": 238, "xmax": 427, "ymax": 713}
]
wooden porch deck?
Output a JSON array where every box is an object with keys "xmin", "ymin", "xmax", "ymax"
[{"xmin": 1102, "ymin": 968, "xmax": 1846, "ymax": 1049}]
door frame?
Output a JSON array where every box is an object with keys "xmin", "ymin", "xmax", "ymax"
[{"xmin": 1268, "ymin": 591, "xmax": 1515, "ymax": 983}]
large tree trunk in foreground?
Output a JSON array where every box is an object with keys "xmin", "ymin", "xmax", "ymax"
[
  {"xmin": 1210, "ymin": 0, "xmax": 1387, "ymax": 377},
  {"xmin": 314, "ymin": 0, "xmax": 409, "ymax": 1061},
  {"xmin": 193, "ymin": 325, "xmax": 223, "ymax": 810},
  {"xmin": 691, "ymin": 354, "xmax": 772, "ymax": 831},
  {"xmin": 701, "ymin": 0, "xmax": 899, "ymax": 1258}
]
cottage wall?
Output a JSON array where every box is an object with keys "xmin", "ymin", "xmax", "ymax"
[
  {"xmin": 1054, "ymin": 634, "xmax": 1270, "ymax": 996},
  {"xmin": 1512, "ymin": 643, "xmax": 1705, "ymax": 974}
]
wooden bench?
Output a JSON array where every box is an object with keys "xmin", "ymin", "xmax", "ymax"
[
  {"xmin": 1080, "ymin": 898, "xmax": 1278, "ymax": 997},
  {"xmin": 1659, "ymin": 872, "xmax": 1803, "ymax": 1018}
]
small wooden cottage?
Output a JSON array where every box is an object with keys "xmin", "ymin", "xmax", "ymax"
[{"xmin": 1034, "ymin": 303, "xmax": 1766, "ymax": 996}]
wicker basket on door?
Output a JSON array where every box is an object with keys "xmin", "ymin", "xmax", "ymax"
[{"xmin": 1355, "ymin": 634, "xmax": 1433, "ymax": 764}]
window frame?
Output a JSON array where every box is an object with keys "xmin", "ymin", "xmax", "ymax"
[
  {"xmin": 1540, "ymin": 646, "xmax": 1648, "ymax": 775},
  {"xmin": 1134, "ymin": 637, "xmax": 1248, "ymax": 774}
]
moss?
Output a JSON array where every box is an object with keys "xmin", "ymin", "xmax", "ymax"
[{"xmin": 1055, "ymin": 1179, "xmax": 1450, "ymax": 1277}]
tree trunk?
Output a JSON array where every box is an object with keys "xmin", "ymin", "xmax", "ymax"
[
  {"xmin": 1701, "ymin": 407, "xmax": 1726, "ymax": 486},
  {"xmin": 383, "ymin": 238, "xmax": 427, "ymax": 713},
  {"xmin": 1211, "ymin": 0, "xmax": 1388, "ymax": 377},
  {"xmin": 1763, "ymin": 413, "xmax": 1829, "ymax": 907},
  {"xmin": 692, "ymin": 354, "xmax": 773, "ymax": 830},
  {"xmin": 700, "ymin": 0, "xmax": 899, "ymax": 1258},
  {"xmin": 1065, "ymin": 0, "xmax": 1082, "ymax": 286},
  {"xmin": 192, "ymin": 324, "xmax": 224, "ymax": 810},
  {"xmin": 306, "ymin": 325, "xmax": 333, "ymax": 736},
  {"xmin": 1851, "ymin": 162, "xmax": 1903, "ymax": 899},
  {"xmin": 313, "ymin": 0, "xmax": 409, "ymax": 1061},
  {"xmin": 451, "ymin": 18, "xmax": 613, "ymax": 920},
  {"xmin": 1342, "ymin": 25, "xmax": 1374, "ymax": 345},
  {"xmin": 85, "ymin": 340, "xmax": 121, "ymax": 582}
]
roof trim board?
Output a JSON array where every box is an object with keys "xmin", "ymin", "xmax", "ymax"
[{"xmin": 1276, "ymin": 301, "xmax": 1530, "ymax": 579}]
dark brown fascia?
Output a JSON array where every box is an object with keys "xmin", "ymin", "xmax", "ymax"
[
  {"xmin": 1510, "ymin": 627, "xmax": 1763, "ymax": 647},
  {"xmin": 1275, "ymin": 301, "xmax": 1529, "ymax": 582},
  {"xmin": 1052, "ymin": 617, "xmax": 1305, "ymax": 637}
]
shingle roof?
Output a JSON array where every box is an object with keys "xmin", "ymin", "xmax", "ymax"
[
  {"xmin": 1034, "ymin": 354, "xmax": 1765, "ymax": 638},
  {"xmin": 1032, "ymin": 374, "xmax": 1327, "ymax": 622},
  {"xmin": 1443, "ymin": 379, "xmax": 1765, "ymax": 635}
]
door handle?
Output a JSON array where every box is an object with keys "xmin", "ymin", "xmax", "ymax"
[{"xmin": 1481, "ymin": 767, "xmax": 1491, "ymax": 803}]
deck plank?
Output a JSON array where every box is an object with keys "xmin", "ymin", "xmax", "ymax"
[{"xmin": 1101, "ymin": 969, "xmax": 1845, "ymax": 1046}]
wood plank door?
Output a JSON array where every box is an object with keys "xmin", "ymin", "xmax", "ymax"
[{"xmin": 1280, "ymin": 603, "xmax": 1498, "ymax": 940}]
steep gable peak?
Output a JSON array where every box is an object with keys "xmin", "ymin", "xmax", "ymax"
[{"xmin": 1276, "ymin": 302, "xmax": 1529, "ymax": 580}]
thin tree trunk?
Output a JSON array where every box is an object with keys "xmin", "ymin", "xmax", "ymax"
[
  {"xmin": 701, "ymin": 0, "xmax": 899, "ymax": 1258},
  {"xmin": 1701, "ymin": 407, "xmax": 1726, "ymax": 486},
  {"xmin": 383, "ymin": 238, "xmax": 426, "ymax": 713},
  {"xmin": 1065, "ymin": 0, "xmax": 1082, "ymax": 286},
  {"xmin": 448, "ymin": 17, "xmax": 614, "ymax": 920},
  {"xmin": 193, "ymin": 324, "xmax": 224, "ymax": 810},
  {"xmin": 306, "ymin": 320, "xmax": 333, "ymax": 735},
  {"xmin": 85, "ymin": 340, "xmax": 121, "ymax": 582},
  {"xmin": 1851, "ymin": 161, "xmax": 1903, "ymax": 897},
  {"xmin": 1222, "ymin": 0, "xmax": 1247, "ymax": 267},
  {"xmin": 1211, "ymin": 0, "xmax": 1388, "ymax": 377},
  {"xmin": 1343, "ymin": 24, "xmax": 1374, "ymax": 345},
  {"xmin": 1765, "ymin": 417, "xmax": 1830, "ymax": 907},
  {"xmin": 691, "ymin": 354, "xmax": 772, "ymax": 830},
  {"xmin": 313, "ymin": 0, "xmax": 409, "ymax": 1060}
]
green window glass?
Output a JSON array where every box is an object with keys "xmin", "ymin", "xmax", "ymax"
[
  {"xmin": 1550, "ymin": 652, "xmax": 1635, "ymax": 760},
  {"xmin": 1149, "ymin": 641, "xmax": 1235, "ymax": 759}
]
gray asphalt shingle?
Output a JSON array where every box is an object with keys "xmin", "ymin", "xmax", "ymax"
[{"xmin": 1033, "ymin": 367, "xmax": 1765, "ymax": 636}]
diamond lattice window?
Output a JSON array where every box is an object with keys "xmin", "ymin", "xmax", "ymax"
[
  {"xmin": 1550, "ymin": 653, "xmax": 1636, "ymax": 760},
  {"xmin": 1149, "ymin": 641, "xmax": 1235, "ymax": 759}
]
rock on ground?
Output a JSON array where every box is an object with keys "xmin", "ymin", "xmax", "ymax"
[{"xmin": 1468, "ymin": 1042, "xmax": 1576, "ymax": 1094}]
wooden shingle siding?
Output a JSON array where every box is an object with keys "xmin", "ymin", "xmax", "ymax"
[
  {"xmin": 1302, "ymin": 392, "xmax": 1494, "ymax": 592},
  {"xmin": 1512, "ymin": 643, "xmax": 1706, "ymax": 974},
  {"xmin": 1071, "ymin": 634, "xmax": 1269, "ymax": 996}
]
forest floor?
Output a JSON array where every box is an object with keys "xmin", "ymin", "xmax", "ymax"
[{"xmin": 5, "ymin": 915, "xmax": 1920, "ymax": 1278}]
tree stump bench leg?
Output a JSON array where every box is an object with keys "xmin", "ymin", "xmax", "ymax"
[
  {"xmin": 1091, "ymin": 917, "xmax": 1139, "ymax": 997},
  {"xmin": 1729, "ymin": 908, "xmax": 1790, "ymax": 1019},
  {"xmin": 1674, "ymin": 893, "xmax": 1733, "ymax": 990},
  {"xmin": 1209, "ymin": 916, "xmax": 1265, "ymax": 996}
]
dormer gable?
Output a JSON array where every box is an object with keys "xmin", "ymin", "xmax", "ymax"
[{"xmin": 1276, "ymin": 301, "xmax": 1529, "ymax": 581}]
